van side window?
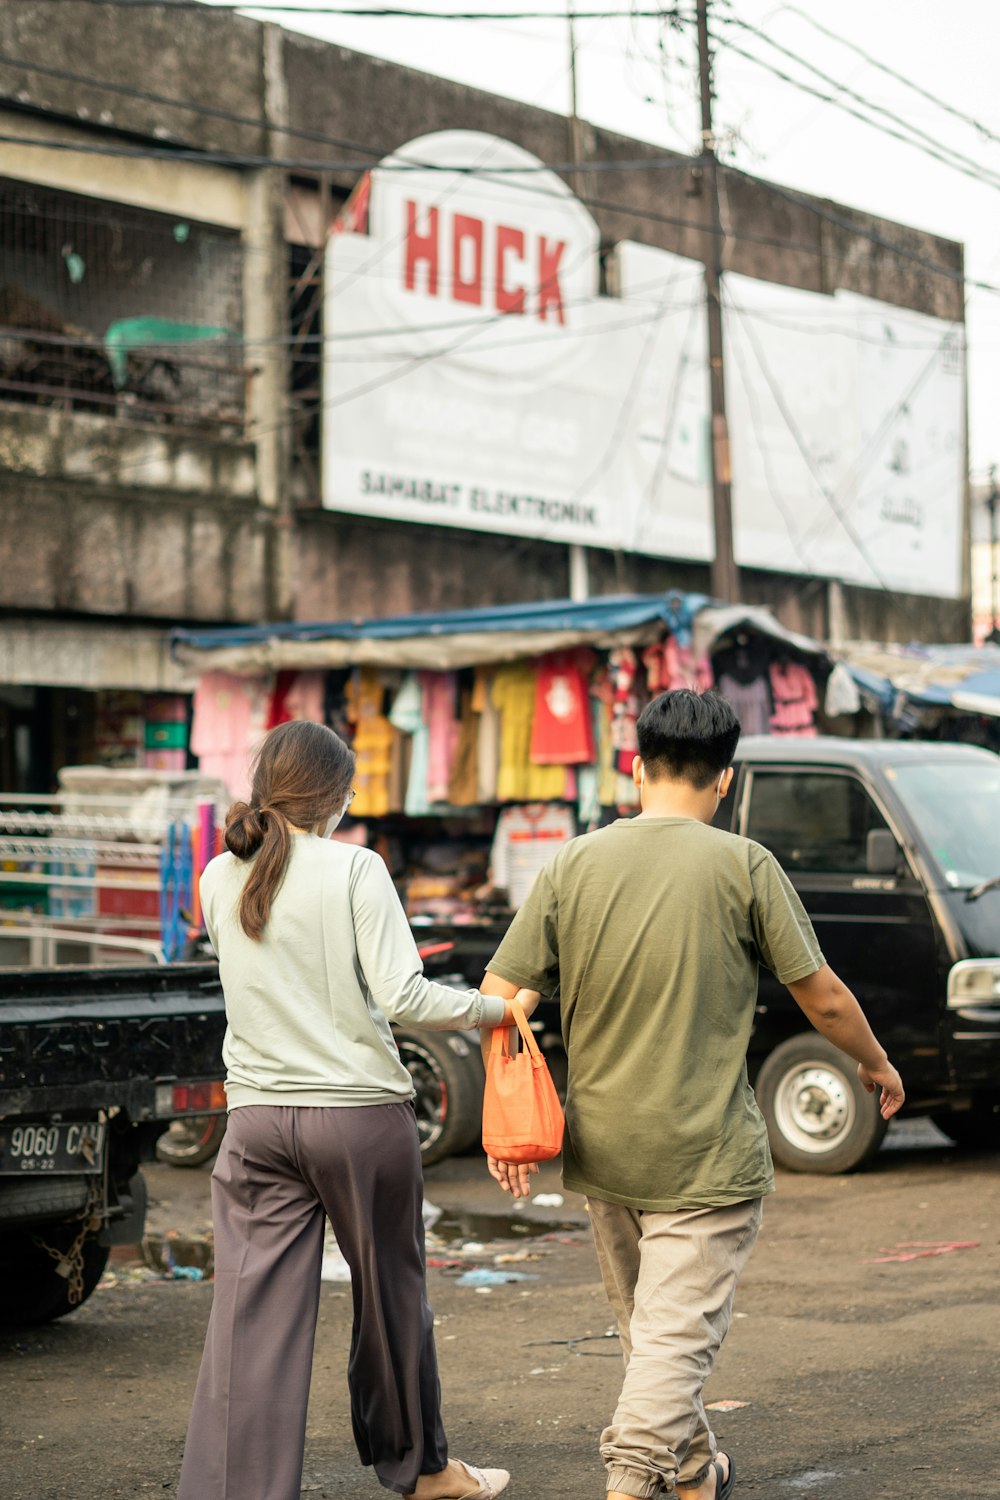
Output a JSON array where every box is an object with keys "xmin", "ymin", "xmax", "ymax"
[{"xmin": 745, "ymin": 771, "xmax": 889, "ymax": 874}]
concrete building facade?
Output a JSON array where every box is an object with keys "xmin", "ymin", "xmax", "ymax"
[{"xmin": 0, "ymin": 1, "xmax": 972, "ymax": 781}]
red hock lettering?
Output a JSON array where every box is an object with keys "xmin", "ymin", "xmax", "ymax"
[{"xmin": 404, "ymin": 202, "xmax": 567, "ymax": 324}]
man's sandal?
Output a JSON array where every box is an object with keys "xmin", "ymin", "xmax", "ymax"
[
  {"xmin": 712, "ymin": 1454, "xmax": 736, "ymax": 1500},
  {"xmin": 679, "ymin": 1454, "xmax": 736, "ymax": 1500}
]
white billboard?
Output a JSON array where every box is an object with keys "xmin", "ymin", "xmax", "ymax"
[
  {"xmin": 323, "ymin": 131, "xmax": 713, "ymax": 560},
  {"xmin": 723, "ymin": 276, "xmax": 965, "ymax": 597},
  {"xmin": 323, "ymin": 130, "xmax": 966, "ymax": 598}
]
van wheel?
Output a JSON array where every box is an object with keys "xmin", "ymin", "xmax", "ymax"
[
  {"xmin": 393, "ymin": 1029, "xmax": 484, "ymax": 1168},
  {"xmin": 156, "ymin": 1115, "xmax": 228, "ymax": 1167},
  {"xmin": 931, "ymin": 1100, "xmax": 1000, "ymax": 1150},
  {"xmin": 756, "ymin": 1035, "xmax": 888, "ymax": 1174}
]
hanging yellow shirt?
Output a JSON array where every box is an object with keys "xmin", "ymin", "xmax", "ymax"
[{"xmin": 491, "ymin": 662, "xmax": 567, "ymax": 803}]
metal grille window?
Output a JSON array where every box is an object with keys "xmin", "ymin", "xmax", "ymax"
[{"xmin": 0, "ymin": 178, "xmax": 244, "ymax": 430}]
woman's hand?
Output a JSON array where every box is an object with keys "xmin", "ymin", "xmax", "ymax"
[{"xmin": 503, "ymin": 987, "xmax": 541, "ymax": 1024}]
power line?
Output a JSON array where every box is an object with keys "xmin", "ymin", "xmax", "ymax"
[
  {"xmin": 771, "ymin": 3, "xmax": 1000, "ymax": 150},
  {"xmin": 53, "ymin": 1, "xmax": 696, "ymax": 16},
  {"xmin": 714, "ymin": 16, "xmax": 1000, "ymax": 196},
  {"xmin": 0, "ymin": 127, "xmax": 704, "ymax": 178},
  {"xmin": 716, "ymin": 23, "xmax": 1000, "ymax": 198}
]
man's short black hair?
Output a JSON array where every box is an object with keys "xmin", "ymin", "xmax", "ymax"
[{"xmin": 636, "ymin": 689, "xmax": 741, "ymax": 790}]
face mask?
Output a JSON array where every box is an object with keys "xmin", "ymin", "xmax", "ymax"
[
  {"xmin": 322, "ymin": 794, "xmax": 353, "ymax": 838},
  {"xmin": 640, "ymin": 767, "xmax": 727, "ymax": 797}
]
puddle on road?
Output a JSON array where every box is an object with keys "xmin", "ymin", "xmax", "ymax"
[
  {"xmin": 432, "ymin": 1210, "xmax": 581, "ymax": 1244},
  {"xmin": 780, "ymin": 1471, "xmax": 845, "ymax": 1490}
]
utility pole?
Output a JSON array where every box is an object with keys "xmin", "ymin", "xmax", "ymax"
[
  {"xmin": 696, "ymin": 0, "xmax": 739, "ymax": 603},
  {"xmin": 987, "ymin": 466, "xmax": 1000, "ymax": 643},
  {"xmin": 566, "ymin": 0, "xmax": 590, "ymax": 601}
]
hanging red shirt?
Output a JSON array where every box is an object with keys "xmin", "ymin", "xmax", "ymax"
[{"xmin": 530, "ymin": 652, "xmax": 596, "ymax": 765}]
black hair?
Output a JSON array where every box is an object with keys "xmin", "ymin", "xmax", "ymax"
[{"xmin": 635, "ymin": 689, "xmax": 741, "ymax": 790}]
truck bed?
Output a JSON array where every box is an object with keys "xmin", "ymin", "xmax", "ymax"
[{"xmin": 0, "ymin": 964, "xmax": 226, "ymax": 1116}]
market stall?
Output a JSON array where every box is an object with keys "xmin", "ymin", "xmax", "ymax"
[
  {"xmin": 170, "ymin": 593, "xmax": 836, "ymax": 933},
  {"xmin": 836, "ymin": 642, "xmax": 1000, "ymax": 747}
]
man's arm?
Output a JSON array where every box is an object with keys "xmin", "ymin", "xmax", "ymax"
[{"xmin": 786, "ymin": 964, "xmax": 904, "ymax": 1119}]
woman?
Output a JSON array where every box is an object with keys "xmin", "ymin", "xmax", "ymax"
[{"xmin": 178, "ymin": 719, "xmax": 532, "ymax": 1500}]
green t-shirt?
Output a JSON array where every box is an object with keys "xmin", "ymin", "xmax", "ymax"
[{"xmin": 488, "ymin": 816, "xmax": 824, "ymax": 1211}]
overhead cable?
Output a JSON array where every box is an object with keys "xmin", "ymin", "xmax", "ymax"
[
  {"xmin": 715, "ymin": 16, "xmax": 1000, "ymax": 194},
  {"xmin": 46, "ymin": 1, "xmax": 695, "ymax": 17},
  {"xmin": 769, "ymin": 3, "xmax": 1000, "ymax": 149},
  {"xmin": 712, "ymin": 27, "xmax": 1000, "ymax": 196}
]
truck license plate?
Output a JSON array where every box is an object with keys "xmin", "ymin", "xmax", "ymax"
[{"xmin": 0, "ymin": 1121, "xmax": 107, "ymax": 1175}]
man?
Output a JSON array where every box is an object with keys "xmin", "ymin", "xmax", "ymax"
[{"xmin": 480, "ymin": 689, "xmax": 904, "ymax": 1500}]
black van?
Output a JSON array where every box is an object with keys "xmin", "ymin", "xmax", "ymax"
[{"xmin": 716, "ymin": 738, "xmax": 1000, "ymax": 1172}]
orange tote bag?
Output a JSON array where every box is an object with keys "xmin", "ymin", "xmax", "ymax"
[{"xmin": 482, "ymin": 1000, "xmax": 565, "ymax": 1164}]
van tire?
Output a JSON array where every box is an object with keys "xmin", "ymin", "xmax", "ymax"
[
  {"xmin": 156, "ymin": 1115, "xmax": 228, "ymax": 1167},
  {"xmin": 393, "ymin": 1028, "xmax": 484, "ymax": 1167},
  {"xmin": 756, "ymin": 1034, "xmax": 888, "ymax": 1174}
]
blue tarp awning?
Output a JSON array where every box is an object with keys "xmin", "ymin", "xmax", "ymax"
[
  {"xmin": 169, "ymin": 593, "xmax": 716, "ymax": 674},
  {"xmin": 838, "ymin": 643, "xmax": 1000, "ymax": 718}
]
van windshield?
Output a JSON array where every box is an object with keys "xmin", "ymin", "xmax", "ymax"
[{"xmin": 888, "ymin": 759, "xmax": 1000, "ymax": 888}]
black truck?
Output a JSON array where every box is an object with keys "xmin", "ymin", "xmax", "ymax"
[
  {"xmin": 0, "ymin": 956, "xmax": 488, "ymax": 1326},
  {"xmin": 0, "ymin": 963, "xmax": 227, "ymax": 1327}
]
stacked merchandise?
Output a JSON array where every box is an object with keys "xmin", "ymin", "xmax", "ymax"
[{"xmin": 94, "ymin": 691, "xmax": 193, "ymax": 771}]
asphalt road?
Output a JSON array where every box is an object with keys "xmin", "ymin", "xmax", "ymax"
[{"xmin": 2, "ymin": 1121, "xmax": 997, "ymax": 1500}]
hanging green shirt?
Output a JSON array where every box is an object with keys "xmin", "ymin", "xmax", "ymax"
[{"xmin": 487, "ymin": 816, "xmax": 824, "ymax": 1211}]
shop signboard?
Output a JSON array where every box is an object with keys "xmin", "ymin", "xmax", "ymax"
[
  {"xmin": 322, "ymin": 130, "xmax": 714, "ymax": 560},
  {"xmin": 323, "ymin": 130, "xmax": 965, "ymax": 597}
]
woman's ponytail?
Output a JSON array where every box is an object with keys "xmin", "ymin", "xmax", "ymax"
[
  {"xmin": 224, "ymin": 801, "xmax": 267, "ymax": 860},
  {"xmin": 222, "ymin": 721, "xmax": 355, "ymax": 941},
  {"xmin": 235, "ymin": 810, "xmax": 293, "ymax": 936}
]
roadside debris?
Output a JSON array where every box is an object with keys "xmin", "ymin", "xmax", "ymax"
[
  {"xmin": 456, "ymin": 1268, "xmax": 537, "ymax": 1287},
  {"xmin": 525, "ymin": 1328, "xmax": 620, "ymax": 1356},
  {"xmin": 862, "ymin": 1240, "xmax": 980, "ymax": 1263}
]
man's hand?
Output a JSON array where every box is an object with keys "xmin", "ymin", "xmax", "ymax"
[
  {"xmin": 858, "ymin": 1059, "xmax": 905, "ymax": 1119},
  {"xmin": 487, "ymin": 1155, "xmax": 538, "ymax": 1199}
]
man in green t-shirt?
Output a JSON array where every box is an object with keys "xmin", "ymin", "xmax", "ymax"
[{"xmin": 481, "ymin": 689, "xmax": 904, "ymax": 1500}]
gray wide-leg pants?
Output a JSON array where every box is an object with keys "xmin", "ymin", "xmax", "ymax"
[{"xmin": 177, "ymin": 1102, "xmax": 448, "ymax": 1500}]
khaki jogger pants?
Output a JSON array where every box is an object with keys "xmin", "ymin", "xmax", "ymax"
[
  {"xmin": 177, "ymin": 1102, "xmax": 448, "ymax": 1500},
  {"xmin": 588, "ymin": 1195, "xmax": 763, "ymax": 1497}
]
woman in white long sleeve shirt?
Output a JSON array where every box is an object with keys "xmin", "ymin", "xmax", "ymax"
[{"xmin": 178, "ymin": 719, "xmax": 529, "ymax": 1500}]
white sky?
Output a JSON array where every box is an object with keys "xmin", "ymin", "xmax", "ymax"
[{"xmin": 202, "ymin": 0, "xmax": 1000, "ymax": 482}]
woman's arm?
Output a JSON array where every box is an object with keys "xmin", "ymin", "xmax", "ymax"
[{"xmin": 350, "ymin": 853, "xmax": 507, "ymax": 1030}]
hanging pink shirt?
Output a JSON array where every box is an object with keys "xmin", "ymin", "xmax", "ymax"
[
  {"xmin": 769, "ymin": 662, "xmax": 818, "ymax": 737},
  {"xmin": 423, "ymin": 672, "xmax": 460, "ymax": 803}
]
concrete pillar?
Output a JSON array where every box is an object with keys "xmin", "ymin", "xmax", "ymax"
[{"xmin": 242, "ymin": 22, "xmax": 293, "ymax": 617}]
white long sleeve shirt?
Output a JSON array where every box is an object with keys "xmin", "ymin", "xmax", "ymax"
[{"xmin": 201, "ymin": 832, "xmax": 505, "ymax": 1109}]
